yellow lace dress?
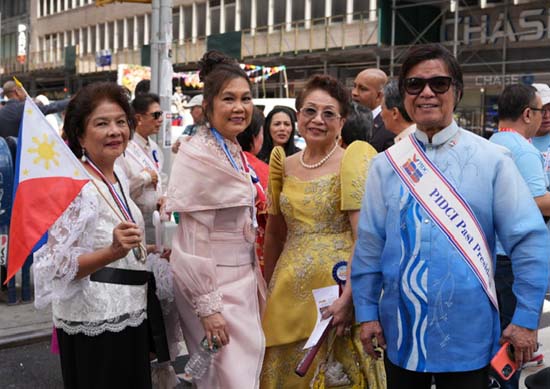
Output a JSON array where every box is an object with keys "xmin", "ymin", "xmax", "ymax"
[{"xmin": 261, "ymin": 143, "xmax": 386, "ymax": 389}]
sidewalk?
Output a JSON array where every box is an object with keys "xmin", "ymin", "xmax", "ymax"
[
  {"xmin": 0, "ymin": 284, "xmax": 52, "ymax": 349},
  {"xmin": 519, "ymin": 327, "xmax": 549, "ymax": 388},
  {"xmin": 519, "ymin": 298, "xmax": 550, "ymax": 388},
  {"xmin": 1, "ymin": 280, "xmax": 549, "ymax": 388}
]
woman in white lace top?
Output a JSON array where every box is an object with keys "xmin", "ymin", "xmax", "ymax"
[{"xmin": 34, "ymin": 82, "xmax": 154, "ymax": 388}]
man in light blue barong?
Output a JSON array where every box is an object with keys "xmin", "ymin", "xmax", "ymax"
[{"xmin": 351, "ymin": 44, "xmax": 550, "ymax": 389}]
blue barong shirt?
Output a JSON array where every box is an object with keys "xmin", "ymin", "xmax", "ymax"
[{"xmin": 351, "ymin": 121, "xmax": 550, "ymax": 373}]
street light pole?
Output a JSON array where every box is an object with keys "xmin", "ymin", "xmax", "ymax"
[
  {"xmin": 150, "ymin": 0, "xmax": 159, "ymax": 94},
  {"xmin": 154, "ymin": 0, "xmax": 173, "ymax": 176}
]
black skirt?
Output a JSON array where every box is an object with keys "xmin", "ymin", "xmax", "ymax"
[{"xmin": 56, "ymin": 321, "xmax": 152, "ymax": 389}]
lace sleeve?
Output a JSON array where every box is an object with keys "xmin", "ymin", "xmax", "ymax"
[
  {"xmin": 34, "ymin": 184, "xmax": 99, "ymax": 309},
  {"xmin": 147, "ymin": 253, "xmax": 174, "ymax": 303},
  {"xmin": 194, "ymin": 291, "xmax": 224, "ymax": 317}
]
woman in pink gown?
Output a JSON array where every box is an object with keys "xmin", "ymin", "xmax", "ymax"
[{"xmin": 166, "ymin": 51, "xmax": 266, "ymax": 388}]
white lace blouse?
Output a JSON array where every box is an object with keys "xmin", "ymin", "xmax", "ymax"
[{"xmin": 34, "ymin": 178, "xmax": 148, "ymax": 336}]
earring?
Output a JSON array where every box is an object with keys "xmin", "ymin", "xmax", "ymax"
[{"xmin": 81, "ymin": 148, "xmax": 87, "ymax": 162}]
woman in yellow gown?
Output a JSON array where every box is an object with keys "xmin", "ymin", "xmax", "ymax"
[{"xmin": 261, "ymin": 74, "xmax": 385, "ymax": 388}]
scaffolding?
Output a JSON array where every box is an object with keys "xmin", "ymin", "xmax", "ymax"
[
  {"xmin": 387, "ymin": 0, "xmax": 550, "ymax": 134},
  {"xmin": 388, "ymin": 0, "xmax": 550, "ymax": 83}
]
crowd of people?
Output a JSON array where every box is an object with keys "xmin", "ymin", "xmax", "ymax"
[{"xmin": 2, "ymin": 42, "xmax": 548, "ymax": 389}]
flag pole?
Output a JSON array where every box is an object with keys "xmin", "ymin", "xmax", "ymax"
[
  {"xmin": 13, "ymin": 77, "xmax": 29, "ymax": 95},
  {"xmin": 89, "ymin": 179, "xmax": 149, "ymax": 262},
  {"xmin": 13, "ymin": 76, "xmax": 148, "ymax": 264}
]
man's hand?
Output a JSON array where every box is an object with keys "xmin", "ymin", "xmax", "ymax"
[
  {"xmin": 500, "ymin": 323, "xmax": 537, "ymax": 366},
  {"xmin": 359, "ymin": 320, "xmax": 386, "ymax": 359}
]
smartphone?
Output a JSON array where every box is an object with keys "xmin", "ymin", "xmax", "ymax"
[{"xmin": 491, "ymin": 342, "xmax": 518, "ymax": 381}]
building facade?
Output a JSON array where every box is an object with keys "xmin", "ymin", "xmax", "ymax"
[
  {"xmin": 1, "ymin": 0, "xmax": 550, "ymax": 133},
  {"xmin": 0, "ymin": 1, "xmax": 31, "ymax": 76},
  {"xmin": 0, "ymin": 0, "xmax": 379, "ymax": 97}
]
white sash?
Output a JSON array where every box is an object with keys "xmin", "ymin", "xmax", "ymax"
[
  {"xmin": 385, "ymin": 134, "xmax": 498, "ymax": 310},
  {"xmin": 126, "ymin": 140, "xmax": 159, "ymax": 172},
  {"xmin": 125, "ymin": 140, "xmax": 161, "ymax": 193}
]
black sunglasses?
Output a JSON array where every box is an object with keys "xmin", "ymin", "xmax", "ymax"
[
  {"xmin": 149, "ymin": 111, "xmax": 163, "ymax": 120},
  {"xmin": 404, "ymin": 76, "xmax": 454, "ymax": 95}
]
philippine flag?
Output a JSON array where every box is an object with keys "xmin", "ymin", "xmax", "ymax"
[{"xmin": 5, "ymin": 96, "xmax": 90, "ymax": 282}]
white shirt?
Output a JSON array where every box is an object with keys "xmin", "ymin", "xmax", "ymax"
[
  {"xmin": 372, "ymin": 105, "xmax": 382, "ymax": 119},
  {"xmin": 34, "ymin": 176, "xmax": 148, "ymax": 336},
  {"xmin": 117, "ymin": 133, "xmax": 166, "ymax": 215}
]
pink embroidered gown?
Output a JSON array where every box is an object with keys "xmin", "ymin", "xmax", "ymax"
[{"xmin": 166, "ymin": 126, "xmax": 266, "ymax": 389}]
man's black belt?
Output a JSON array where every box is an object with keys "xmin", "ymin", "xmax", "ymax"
[{"xmin": 90, "ymin": 267, "xmax": 149, "ymax": 285}]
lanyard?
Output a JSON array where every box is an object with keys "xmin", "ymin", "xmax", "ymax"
[
  {"xmin": 211, "ymin": 128, "xmax": 241, "ymax": 171},
  {"xmin": 498, "ymin": 127, "xmax": 532, "ymax": 143},
  {"xmin": 86, "ymin": 157, "xmax": 136, "ymax": 222},
  {"xmin": 211, "ymin": 128, "xmax": 258, "ymax": 228},
  {"xmin": 85, "ymin": 156, "xmax": 146, "ymax": 262},
  {"xmin": 211, "ymin": 128, "xmax": 259, "ymax": 182}
]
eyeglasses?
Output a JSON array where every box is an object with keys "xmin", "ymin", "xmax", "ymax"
[
  {"xmin": 149, "ymin": 111, "xmax": 163, "ymax": 120},
  {"xmin": 529, "ymin": 105, "xmax": 550, "ymax": 115},
  {"xmin": 403, "ymin": 76, "xmax": 454, "ymax": 95},
  {"xmin": 528, "ymin": 106, "xmax": 544, "ymax": 114},
  {"xmin": 300, "ymin": 107, "xmax": 341, "ymax": 122}
]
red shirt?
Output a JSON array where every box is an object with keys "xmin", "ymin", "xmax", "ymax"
[{"xmin": 244, "ymin": 152, "xmax": 269, "ymax": 274}]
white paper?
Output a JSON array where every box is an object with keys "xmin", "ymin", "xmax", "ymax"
[{"xmin": 302, "ymin": 285, "xmax": 339, "ymax": 349}]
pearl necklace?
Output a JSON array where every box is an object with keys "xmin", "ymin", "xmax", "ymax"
[{"xmin": 300, "ymin": 143, "xmax": 339, "ymax": 169}]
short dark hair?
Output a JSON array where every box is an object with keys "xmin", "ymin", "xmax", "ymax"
[
  {"xmin": 398, "ymin": 43, "xmax": 463, "ymax": 106},
  {"xmin": 64, "ymin": 82, "xmax": 135, "ymax": 159},
  {"xmin": 257, "ymin": 106, "xmax": 300, "ymax": 163},
  {"xmin": 134, "ymin": 79, "xmax": 150, "ymax": 96},
  {"xmin": 131, "ymin": 92, "xmax": 160, "ymax": 114},
  {"xmin": 296, "ymin": 74, "xmax": 350, "ymax": 118},
  {"xmin": 2, "ymin": 81, "xmax": 17, "ymax": 98},
  {"xmin": 341, "ymin": 102, "xmax": 372, "ymax": 147},
  {"xmin": 383, "ymin": 80, "xmax": 412, "ymax": 123},
  {"xmin": 198, "ymin": 50, "xmax": 251, "ymax": 120},
  {"xmin": 498, "ymin": 84, "xmax": 538, "ymax": 122},
  {"xmin": 237, "ymin": 107, "xmax": 265, "ymax": 152}
]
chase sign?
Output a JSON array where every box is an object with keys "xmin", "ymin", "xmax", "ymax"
[{"xmin": 442, "ymin": 5, "xmax": 550, "ymax": 45}]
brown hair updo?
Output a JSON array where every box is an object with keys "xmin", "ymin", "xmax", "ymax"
[{"xmin": 198, "ymin": 50, "xmax": 251, "ymax": 121}]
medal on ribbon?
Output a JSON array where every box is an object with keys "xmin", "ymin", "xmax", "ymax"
[{"xmin": 332, "ymin": 261, "xmax": 348, "ymax": 286}]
